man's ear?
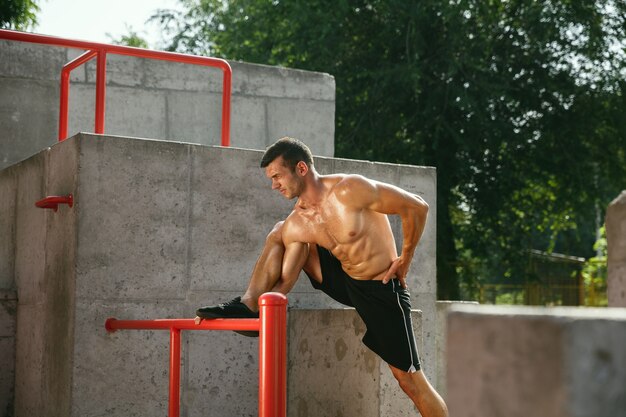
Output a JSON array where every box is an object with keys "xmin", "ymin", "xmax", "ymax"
[{"xmin": 296, "ymin": 161, "xmax": 309, "ymax": 176}]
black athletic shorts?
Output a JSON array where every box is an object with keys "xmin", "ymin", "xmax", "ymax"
[{"xmin": 305, "ymin": 246, "xmax": 421, "ymax": 372}]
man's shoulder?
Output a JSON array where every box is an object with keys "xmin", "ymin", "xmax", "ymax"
[{"xmin": 327, "ymin": 174, "xmax": 376, "ymax": 201}]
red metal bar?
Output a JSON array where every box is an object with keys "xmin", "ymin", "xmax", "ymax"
[
  {"xmin": 59, "ymin": 50, "xmax": 97, "ymax": 140},
  {"xmin": 258, "ymin": 293, "xmax": 288, "ymax": 417},
  {"xmin": 34, "ymin": 194, "xmax": 73, "ymax": 212},
  {"xmin": 95, "ymin": 49, "xmax": 107, "ymax": 134},
  {"xmin": 104, "ymin": 292, "xmax": 287, "ymax": 417},
  {"xmin": 0, "ymin": 29, "xmax": 232, "ymax": 146},
  {"xmin": 170, "ymin": 328, "xmax": 181, "ymax": 417}
]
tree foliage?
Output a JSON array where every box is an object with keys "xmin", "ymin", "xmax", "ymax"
[
  {"xmin": 154, "ymin": 0, "xmax": 626, "ymax": 299},
  {"xmin": 107, "ymin": 27, "xmax": 150, "ymax": 49},
  {"xmin": 0, "ymin": 0, "xmax": 39, "ymax": 30}
]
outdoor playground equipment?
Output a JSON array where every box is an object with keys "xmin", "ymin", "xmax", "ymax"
[
  {"xmin": 105, "ymin": 292, "xmax": 288, "ymax": 417},
  {"xmin": 0, "ymin": 29, "xmax": 232, "ymax": 145}
]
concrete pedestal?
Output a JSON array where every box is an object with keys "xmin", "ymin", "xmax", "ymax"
[
  {"xmin": 446, "ymin": 305, "xmax": 626, "ymax": 417},
  {"xmin": 288, "ymin": 308, "xmax": 423, "ymax": 417},
  {"xmin": 607, "ymin": 190, "xmax": 626, "ymax": 307},
  {"xmin": 0, "ymin": 134, "xmax": 437, "ymax": 417}
]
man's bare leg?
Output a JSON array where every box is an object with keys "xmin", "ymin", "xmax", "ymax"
[
  {"xmin": 240, "ymin": 221, "xmax": 290, "ymax": 312},
  {"xmin": 388, "ymin": 365, "xmax": 449, "ymax": 417}
]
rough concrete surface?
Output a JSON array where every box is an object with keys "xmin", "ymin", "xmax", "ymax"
[
  {"xmin": 446, "ymin": 305, "xmax": 626, "ymax": 417},
  {"xmin": 0, "ymin": 40, "xmax": 336, "ymax": 170},
  {"xmin": 607, "ymin": 190, "xmax": 626, "ymax": 307},
  {"xmin": 288, "ymin": 308, "xmax": 423, "ymax": 417}
]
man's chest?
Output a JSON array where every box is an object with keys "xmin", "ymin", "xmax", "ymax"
[{"xmin": 297, "ymin": 204, "xmax": 366, "ymax": 246}]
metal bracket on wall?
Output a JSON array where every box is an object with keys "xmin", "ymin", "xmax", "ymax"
[{"xmin": 35, "ymin": 194, "xmax": 73, "ymax": 212}]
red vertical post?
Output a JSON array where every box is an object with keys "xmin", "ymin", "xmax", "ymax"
[
  {"xmin": 220, "ymin": 68, "xmax": 232, "ymax": 147},
  {"xmin": 95, "ymin": 49, "xmax": 107, "ymax": 134},
  {"xmin": 58, "ymin": 50, "xmax": 98, "ymax": 141},
  {"xmin": 258, "ymin": 292, "xmax": 288, "ymax": 417},
  {"xmin": 169, "ymin": 328, "xmax": 181, "ymax": 417},
  {"xmin": 59, "ymin": 70, "xmax": 70, "ymax": 140}
]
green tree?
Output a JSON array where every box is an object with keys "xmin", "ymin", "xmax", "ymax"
[
  {"xmin": 154, "ymin": 0, "xmax": 626, "ymax": 299},
  {"xmin": 107, "ymin": 26, "xmax": 150, "ymax": 48},
  {"xmin": 1, "ymin": 0, "xmax": 40, "ymax": 29}
]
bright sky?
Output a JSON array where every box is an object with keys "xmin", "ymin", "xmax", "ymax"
[{"xmin": 34, "ymin": 0, "xmax": 183, "ymax": 47}]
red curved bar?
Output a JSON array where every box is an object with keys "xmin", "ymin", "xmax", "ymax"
[
  {"xmin": 0, "ymin": 29, "xmax": 232, "ymax": 146},
  {"xmin": 59, "ymin": 50, "xmax": 98, "ymax": 139},
  {"xmin": 35, "ymin": 194, "xmax": 73, "ymax": 212}
]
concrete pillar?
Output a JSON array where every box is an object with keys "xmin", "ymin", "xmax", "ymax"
[
  {"xmin": 288, "ymin": 309, "xmax": 423, "ymax": 417},
  {"xmin": 435, "ymin": 300, "xmax": 478, "ymax": 399},
  {"xmin": 607, "ymin": 190, "xmax": 626, "ymax": 307},
  {"xmin": 446, "ymin": 304, "xmax": 626, "ymax": 417}
]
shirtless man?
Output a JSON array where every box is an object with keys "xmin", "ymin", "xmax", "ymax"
[{"xmin": 197, "ymin": 137, "xmax": 448, "ymax": 417}]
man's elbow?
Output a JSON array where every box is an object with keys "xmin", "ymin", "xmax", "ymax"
[{"xmin": 414, "ymin": 196, "xmax": 429, "ymax": 215}]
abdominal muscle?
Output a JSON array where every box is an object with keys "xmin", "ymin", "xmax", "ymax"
[{"xmin": 322, "ymin": 214, "xmax": 398, "ymax": 281}]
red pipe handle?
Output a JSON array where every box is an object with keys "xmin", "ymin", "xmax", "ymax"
[{"xmin": 35, "ymin": 194, "xmax": 73, "ymax": 212}]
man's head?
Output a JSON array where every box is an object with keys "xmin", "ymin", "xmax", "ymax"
[
  {"xmin": 260, "ymin": 137, "xmax": 314, "ymax": 171},
  {"xmin": 261, "ymin": 137, "xmax": 314, "ymax": 200}
]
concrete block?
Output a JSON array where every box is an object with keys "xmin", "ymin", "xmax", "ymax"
[
  {"xmin": 14, "ymin": 152, "xmax": 47, "ymax": 306},
  {"xmin": 288, "ymin": 308, "xmax": 423, "ymax": 417},
  {"xmin": 14, "ymin": 302, "xmax": 46, "ymax": 416},
  {"xmin": 1, "ymin": 41, "xmax": 337, "ymax": 171},
  {"xmin": 0, "ymin": 291, "xmax": 17, "ymax": 417},
  {"xmin": 68, "ymin": 86, "xmax": 169, "ymax": 140},
  {"xmin": 0, "ymin": 40, "xmax": 66, "ymax": 81},
  {"xmin": 446, "ymin": 305, "xmax": 626, "ymax": 417},
  {"xmin": 85, "ymin": 54, "xmax": 145, "ymax": 87},
  {"xmin": 0, "ymin": 168, "xmax": 16, "ymax": 288},
  {"xmin": 266, "ymin": 98, "xmax": 335, "ymax": 157},
  {"xmin": 435, "ymin": 301, "xmax": 478, "ymax": 398},
  {"xmin": 3, "ymin": 135, "xmax": 437, "ymax": 417},
  {"xmin": 166, "ymin": 91, "xmax": 222, "ymax": 145},
  {"xmin": 230, "ymin": 95, "xmax": 269, "ymax": 150},
  {"xmin": 143, "ymin": 59, "xmax": 223, "ymax": 92},
  {"xmin": 72, "ymin": 299, "xmax": 179, "ymax": 416},
  {"xmin": 607, "ymin": 190, "xmax": 626, "ymax": 307},
  {"xmin": 230, "ymin": 61, "xmax": 336, "ymax": 101},
  {"xmin": 185, "ymin": 331, "xmax": 258, "ymax": 417},
  {"xmin": 76, "ymin": 135, "xmax": 190, "ymax": 300},
  {"xmin": 188, "ymin": 146, "xmax": 292, "ymax": 295},
  {"xmin": 0, "ymin": 78, "xmax": 59, "ymax": 168}
]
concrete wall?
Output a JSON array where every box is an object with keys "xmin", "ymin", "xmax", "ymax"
[
  {"xmin": 446, "ymin": 304, "xmax": 626, "ymax": 417},
  {"xmin": 0, "ymin": 39, "xmax": 336, "ymax": 171},
  {"xmin": 0, "ymin": 134, "xmax": 437, "ymax": 417},
  {"xmin": 607, "ymin": 190, "xmax": 626, "ymax": 307},
  {"xmin": 288, "ymin": 309, "xmax": 423, "ymax": 417}
]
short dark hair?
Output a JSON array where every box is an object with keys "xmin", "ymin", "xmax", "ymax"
[{"xmin": 260, "ymin": 137, "xmax": 314, "ymax": 170}]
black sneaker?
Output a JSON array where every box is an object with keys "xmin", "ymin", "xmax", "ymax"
[{"xmin": 196, "ymin": 297, "xmax": 259, "ymax": 337}]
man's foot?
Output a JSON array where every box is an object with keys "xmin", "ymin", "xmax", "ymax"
[{"xmin": 196, "ymin": 297, "xmax": 259, "ymax": 337}]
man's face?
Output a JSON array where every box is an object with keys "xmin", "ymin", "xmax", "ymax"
[{"xmin": 264, "ymin": 156, "xmax": 304, "ymax": 200}]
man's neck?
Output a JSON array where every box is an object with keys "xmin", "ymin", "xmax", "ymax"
[{"xmin": 297, "ymin": 171, "xmax": 326, "ymax": 208}]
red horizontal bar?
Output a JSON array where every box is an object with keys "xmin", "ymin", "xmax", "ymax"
[
  {"xmin": 0, "ymin": 29, "xmax": 231, "ymax": 74},
  {"xmin": 105, "ymin": 317, "xmax": 260, "ymax": 333}
]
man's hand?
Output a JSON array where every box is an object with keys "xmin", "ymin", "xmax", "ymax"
[
  {"xmin": 382, "ymin": 257, "xmax": 410, "ymax": 289},
  {"xmin": 194, "ymin": 316, "xmax": 203, "ymax": 325}
]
